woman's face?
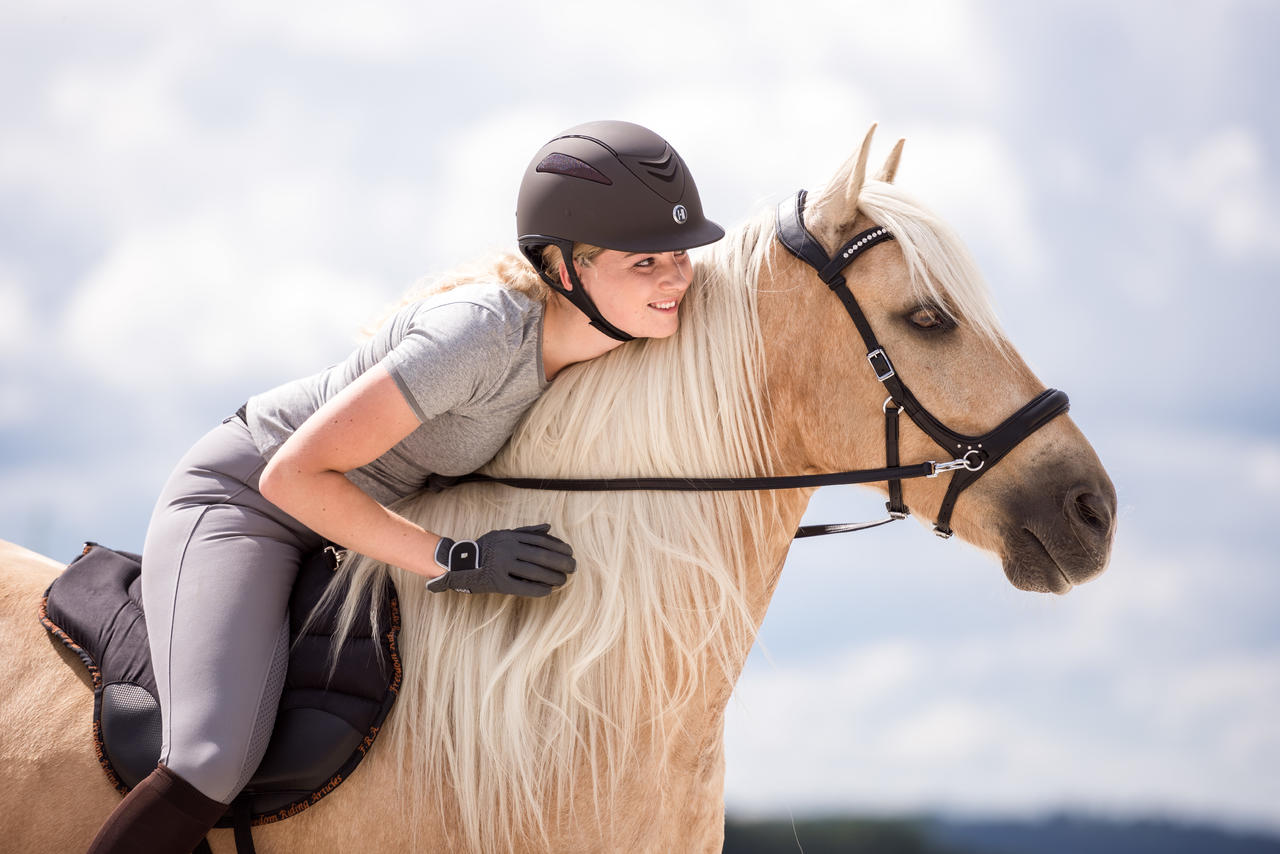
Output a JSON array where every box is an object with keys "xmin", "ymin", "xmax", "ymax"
[{"xmin": 575, "ymin": 249, "xmax": 693, "ymax": 339}]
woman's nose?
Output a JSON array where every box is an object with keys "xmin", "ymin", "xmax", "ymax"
[{"xmin": 659, "ymin": 255, "xmax": 691, "ymax": 288}]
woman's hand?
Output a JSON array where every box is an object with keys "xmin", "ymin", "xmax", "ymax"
[{"xmin": 428, "ymin": 524, "xmax": 576, "ymax": 597}]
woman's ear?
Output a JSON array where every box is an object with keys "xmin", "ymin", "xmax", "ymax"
[{"xmin": 557, "ymin": 259, "xmax": 575, "ymax": 292}]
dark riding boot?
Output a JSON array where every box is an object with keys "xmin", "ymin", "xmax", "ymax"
[{"xmin": 86, "ymin": 763, "xmax": 227, "ymax": 854}]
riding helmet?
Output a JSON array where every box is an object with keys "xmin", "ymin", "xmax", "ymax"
[{"xmin": 517, "ymin": 120, "xmax": 724, "ymax": 341}]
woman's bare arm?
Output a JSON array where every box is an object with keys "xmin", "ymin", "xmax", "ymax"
[{"xmin": 258, "ymin": 364, "xmax": 444, "ymax": 580}]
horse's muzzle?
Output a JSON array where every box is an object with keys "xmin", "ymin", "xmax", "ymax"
[{"xmin": 998, "ymin": 468, "xmax": 1118, "ymax": 594}]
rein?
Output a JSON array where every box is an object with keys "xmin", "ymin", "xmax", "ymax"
[{"xmin": 430, "ymin": 191, "xmax": 1070, "ymax": 540}]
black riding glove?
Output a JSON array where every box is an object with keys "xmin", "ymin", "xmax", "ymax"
[{"xmin": 427, "ymin": 523, "xmax": 576, "ymax": 598}]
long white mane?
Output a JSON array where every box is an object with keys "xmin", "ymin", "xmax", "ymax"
[
  {"xmin": 335, "ymin": 213, "xmax": 780, "ymax": 852},
  {"xmin": 330, "ymin": 176, "xmax": 1002, "ymax": 853}
]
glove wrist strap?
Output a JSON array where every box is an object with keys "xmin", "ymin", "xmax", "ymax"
[
  {"xmin": 431, "ymin": 538, "xmax": 479, "ymax": 584},
  {"xmin": 434, "ymin": 537, "xmax": 456, "ymax": 571}
]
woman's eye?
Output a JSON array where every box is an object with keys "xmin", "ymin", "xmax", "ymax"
[
  {"xmin": 635, "ymin": 251, "xmax": 685, "ymax": 269},
  {"xmin": 908, "ymin": 305, "xmax": 953, "ymax": 331}
]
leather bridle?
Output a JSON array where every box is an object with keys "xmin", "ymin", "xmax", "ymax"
[
  {"xmin": 774, "ymin": 190, "xmax": 1070, "ymax": 537},
  {"xmin": 430, "ymin": 190, "xmax": 1071, "ymax": 541}
]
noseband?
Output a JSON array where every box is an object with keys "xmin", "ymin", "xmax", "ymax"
[
  {"xmin": 431, "ymin": 190, "xmax": 1071, "ymax": 541},
  {"xmin": 775, "ymin": 190, "xmax": 1070, "ymax": 536}
]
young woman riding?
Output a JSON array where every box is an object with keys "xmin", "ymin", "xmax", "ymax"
[{"xmin": 86, "ymin": 120, "xmax": 724, "ymax": 854}]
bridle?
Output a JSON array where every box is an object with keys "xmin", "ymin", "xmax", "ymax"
[
  {"xmin": 430, "ymin": 190, "xmax": 1071, "ymax": 540},
  {"xmin": 774, "ymin": 190, "xmax": 1070, "ymax": 537}
]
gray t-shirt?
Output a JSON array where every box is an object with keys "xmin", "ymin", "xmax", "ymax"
[{"xmin": 245, "ymin": 283, "xmax": 549, "ymax": 506}]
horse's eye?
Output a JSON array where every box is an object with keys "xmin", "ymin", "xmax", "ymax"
[{"xmin": 908, "ymin": 305, "xmax": 954, "ymax": 331}]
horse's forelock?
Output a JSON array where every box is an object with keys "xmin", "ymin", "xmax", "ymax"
[{"xmin": 857, "ymin": 180, "xmax": 1009, "ymax": 352}]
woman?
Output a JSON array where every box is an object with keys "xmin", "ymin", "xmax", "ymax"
[{"xmin": 86, "ymin": 120, "xmax": 724, "ymax": 853}]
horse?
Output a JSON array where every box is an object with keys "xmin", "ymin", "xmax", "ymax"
[{"xmin": 0, "ymin": 126, "xmax": 1116, "ymax": 853}]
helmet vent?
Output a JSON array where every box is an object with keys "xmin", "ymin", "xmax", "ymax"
[
  {"xmin": 535, "ymin": 153, "xmax": 613, "ymax": 185},
  {"xmin": 637, "ymin": 151, "xmax": 679, "ymax": 183}
]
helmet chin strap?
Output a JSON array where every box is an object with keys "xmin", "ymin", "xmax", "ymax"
[{"xmin": 542, "ymin": 239, "xmax": 635, "ymax": 342}]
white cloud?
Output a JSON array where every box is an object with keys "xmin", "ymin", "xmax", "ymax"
[
  {"xmin": 725, "ymin": 632, "xmax": 1280, "ymax": 829},
  {"xmin": 880, "ymin": 698, "xmax": 1001, "ymax": 764},
  {"xmin": 1102, "ymin": 425, "xmax": 1280, "ymax": 533},
  {"xmin": 6, "ymin": 0, "xmax": 442, "ymax": 63},
  {"xmin": 622, "ymin": 79, "xmax": 882, "ymax": 217},
  {"xmin": 418, "ymin": 109, "xmax": 562, "ymax": 263},
  {"xmin": 46, "ymin": 37, "xmax": 196, "ymax": 153},
  {"xmin": 893, "ymin": 124, "xmax": 1046, "ymax": 279},
  {"xmin": 730, "ymin": 0, "xmax": 1001, "ymax": 107},
  {"xmin": 218, "ymin": 0, "xmax": 432, "ymax": 60},
  {"xmin": 0, "ymin": 380, "xmax": 32, "ymax": 428},
  {"xmin": 1043, "ymin": 143, "xmax": 1103, "ymax": 200},
  {"xmin": 1256, "ymin": 443, "xmax": 1280, "ymax": 497},
  {"xmin": 1140, "ymin": 127, "xmax": 1280, "ymax": 260},
  {"xmin": 59, "ymin": 213, "xmax": 387, "ymax": 393},
  {"xmin": 0, "ymin": 267, "xmax": 32, "ymax": 359},
  {"xmin": 0, "ymin": 269, "xmax": 35, "ymax": 427}
]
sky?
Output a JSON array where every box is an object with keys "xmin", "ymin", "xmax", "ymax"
[{"xmin": 2, "ymin": 0, "xmax": 1278, "ymax": 839}]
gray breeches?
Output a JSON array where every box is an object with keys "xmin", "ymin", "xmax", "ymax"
[{"xmin": 141, "ymin": 416, "xmax": 322, "ymax": 804}]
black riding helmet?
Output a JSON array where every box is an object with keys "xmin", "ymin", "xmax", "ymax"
[{"xmin": 517, "ymin": 120, "xmax": 724, "ymax": 341}]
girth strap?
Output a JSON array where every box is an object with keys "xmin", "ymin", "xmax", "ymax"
[{"xmin": 233, "ymin": 800, "xmax": 256, "ymax": 854}]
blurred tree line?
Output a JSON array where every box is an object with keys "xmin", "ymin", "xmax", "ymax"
[
  {"xmin": 722, "ymin": 815, "xmax": 1280, "ymax": 854},
  {"xmin": 724, "ymin": 817, "xmax": 965, "ymax": 854}
]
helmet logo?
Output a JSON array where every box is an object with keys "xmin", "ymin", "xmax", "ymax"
[{"xmin": 672, "ymin": 204, "xmax": 688, "ymax": 225}]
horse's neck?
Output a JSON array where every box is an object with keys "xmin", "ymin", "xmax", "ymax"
[{"xmin": 667, "ymin": 487, "xmax": 812, "ymax": 732}]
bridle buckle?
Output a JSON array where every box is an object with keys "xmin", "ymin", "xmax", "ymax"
[{"xmin": 867, "ymin": 348, "xmax": 895, "ymax": 382}]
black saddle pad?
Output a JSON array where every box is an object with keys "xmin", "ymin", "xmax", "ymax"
[{"xmin": 39, "ymin": 542, "xmax": 401, "ymax": 828}]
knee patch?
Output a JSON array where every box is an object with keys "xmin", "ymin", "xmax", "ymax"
[{"xmin": 231, "ymin": 616, "xmax": 291, "ymax": 797}]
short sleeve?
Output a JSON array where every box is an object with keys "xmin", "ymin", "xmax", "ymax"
[{"xmin": 381, "ymin": 301, "xmax": 509, "ymax": 423}]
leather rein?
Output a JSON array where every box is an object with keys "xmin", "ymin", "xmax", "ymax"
[{"xmin": 431, "ymin": 190, "xmax": 1071, "ymax": 540}]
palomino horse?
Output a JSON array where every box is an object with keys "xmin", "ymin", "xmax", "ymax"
[{"xmin": 0, "ymin": 127, "xmax": 1115, "ymax": 853}]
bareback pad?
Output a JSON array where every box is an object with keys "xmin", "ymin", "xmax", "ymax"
[{"xmin": 39, "ymin": 542, "xmax": 401, "ymax": 830}]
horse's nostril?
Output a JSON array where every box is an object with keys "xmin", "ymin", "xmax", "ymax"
[{"xmin": 1069, "ymin": 489, "xmax": 1113, "ymax": 535}]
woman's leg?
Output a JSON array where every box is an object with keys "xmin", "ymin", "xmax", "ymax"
[
  {"xmin": 144, "ymin": 497, "xmax": 301, "ymax": 802},
  {"xmin": 88, "ymin": 418, "xmax": 319, "ymax": 853}
]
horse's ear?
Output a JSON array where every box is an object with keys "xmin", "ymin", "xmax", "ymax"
[
  {"xmin": 875, "ymin": 138, "xmax": 905, "ymax": 184},
  {"xmin": 811, "ymin": 124, "xmax": 877, "ymax": 223},
  {"xmin": 847, "ymin": 123, "xmax": 876, "ymax": 203}
]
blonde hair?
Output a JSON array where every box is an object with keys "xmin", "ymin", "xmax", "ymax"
[
  {"xmin": 386, "ymin": 242, "xmax": 606, "ymax": 315},
  {"xmin": 538, "ymin": 241, "xmax": 606, "ymax": 281},
  {"xmin": 325, "ymin": 214, "xmax": 778, "ymax": 853},
  {"xmin": 855, "ymin": 180, "xmax": 1008, "ymax": 350}
]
